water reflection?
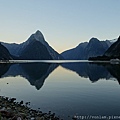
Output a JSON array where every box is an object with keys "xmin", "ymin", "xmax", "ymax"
[
  {"xmin": 0, "ymin": 64, "xmax": 11, "ymax": 77},
  {"xmin": 0, "ymin": 62, "xmax": 120, "ymax": 90},
  {"xmin": 104, "ymin": 64, "xmax": 120, "ymax": 84},
  {"xmin": 62, "ymin": 62, "xmax": 120, "ymax": 84},
  {"xmin": 0, "ymin": 62, "xmax": 120, "ymax": 119},
  {"xmin": 0, "ymin": 63, "xmax": 58, "ymax": 90}
]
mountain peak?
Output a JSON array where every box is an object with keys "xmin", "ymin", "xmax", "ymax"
[
  {"xmin": 88, "ymin": 38, "xmax": 100, "ymax": 46},
  {"xmin": 35, "ymin": 30, "xmax": 42, "ymax": 35},
  {"xmin": 89, "ymin": 37, "xmax": 99, "ymax": 42},
  {"xmin": 19, "ymin": 30, "xmax": 63, "ymax": 60},
  {"xmin": 26, "ymin": 30, "xmax": 46, "ymax": 45},
  {"xmin": 33, "ymin": 30, "xmax": 44, "ymax": 40}
]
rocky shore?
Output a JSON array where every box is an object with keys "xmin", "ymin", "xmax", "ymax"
[{"xmin": 0, "ymin": 96, "xmax": 62, "ymax": 120}]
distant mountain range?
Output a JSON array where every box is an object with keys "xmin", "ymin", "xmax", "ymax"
[
  {"xmin": 1, "ymin": 30, "xmax": 63, "ymax": 60},
  {"xmin": 0, "ymin": 30, "xmax": 119, "ymax": 60},
  {"xmin": 61, "ymin": 38, "xmax": 115, "ymax": 60}
]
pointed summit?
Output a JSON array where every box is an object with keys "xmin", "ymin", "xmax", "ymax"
[
  {"xmin": 34, "ymin": 30, "xmax": 44, "ymax": 37},
  {"xmin": 1, "ymin": 30, "xmax": 63, "ymax": 60},
  {"xmin": 32, "ymin": 30, "xmax": 45, "ymax": 42},
  {"xmin": 19, "ymin": 30, "xmax": 63, "ymax": 60},
  {"xmin": 35, "ymin": 30, "xmax": 41, "ymax": 34},
  {"xmin": 25, "ymin": 30, "xmax": 46, "ymax": 47}
]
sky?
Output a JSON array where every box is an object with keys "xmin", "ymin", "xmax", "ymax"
[{"xmin": 0, "ymin": 0, "xmax": 120, "ymax": 53}]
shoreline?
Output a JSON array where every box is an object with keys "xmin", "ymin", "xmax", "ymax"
[{"xmin": 0, "ymin": 96, "xmax": 62, "ymax": 120}]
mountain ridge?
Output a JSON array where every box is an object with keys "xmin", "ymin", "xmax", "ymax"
[
  {"xmin": 0, "ymin": 31, "xmax": 118, "ymax": 60},
  {"xmin": 61, "ymin": 37, "xmax": 114, "ymax": 60},
  {"xmin": 89, "ymin": 36, "xmax": 120, "ymax": 60},
  {"xmin": 1, "ymin": 30, "xmax": 63, "ymax": 60}
]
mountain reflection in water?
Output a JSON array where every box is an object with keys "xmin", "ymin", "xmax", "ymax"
[
  {"xmin": 0, "ymin": 61, "xmax": 120, "ymax": 90},
  {"xmin": 62, "ymin": 62, "xmax": 120, "ymax": 84},
  {"xmin": 1, "ymin": 61, "xmax": 120, "ymax": 119},
  {"xmin": 0, "ymin": 63, "xmax": 58, "ymax": 90}
]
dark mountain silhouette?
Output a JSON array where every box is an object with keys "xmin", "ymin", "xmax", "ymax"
[
  {"xmin": 89, "ymin": 36, "xmax": 120, "ymax": 60},
  {"xmin": 61, "ymin": 38, "xmax": 113, "ymax": 60},
  {"xmin": 0, "ymin": 43, "xmax": 13, "ymax": 60},
  {"xmin": 104, "ymin": 36, "xmax": 120, "ymax": 58},
  {"xmin": 19, "ymin": 40, "xmax": 52, "ymax": 60},
  {"xmin": 1, "ymin": 42, "xmax": 22, "ymax": 57},
  {"xmin": 61, "ymin": 42, "xmax": 88, "ymax": 60},
  {"xmin": 2, "ymin": 30, "xmax": 63, "ymax": 60}
]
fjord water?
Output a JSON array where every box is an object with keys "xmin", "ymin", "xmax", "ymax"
[{"xmin": 0, "ymin": 61, "xmax": 120, "ymax": 119}]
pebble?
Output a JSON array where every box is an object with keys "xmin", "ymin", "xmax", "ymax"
[
  {"xmin": 0, "ymin": 96, "xmax": 61, "ymax": 120},
  {"xmin": 17, "ymin": 117, "xmax": 22, "ymax": 120},
  {"xmin": 31, "ymin": 117, "xmax": 35, "ymax": 120}
]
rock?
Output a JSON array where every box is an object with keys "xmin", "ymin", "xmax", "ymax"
[
  {"xmin": 31, "ymin": 117, "xmax": 35, "ymax": 120},
  {"xmin": 17, "ymin": 117, "xmax": 22, "ymax": 120},
  {"xmin": 0, "ymin": 96, "xmax": 61, "ymax": 120}
]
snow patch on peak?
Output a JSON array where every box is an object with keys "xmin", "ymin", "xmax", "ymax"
[{"xmin": 109, "ymin": 38, "xmax": 117, "ymax": 43}]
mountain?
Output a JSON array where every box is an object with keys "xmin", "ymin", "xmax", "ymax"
[
  {"xmin": 104, "ymin": 36, "xmax": 120, "ymax": 58},
  {"xmin": 19, "ymin": 40, "xmax": 53, "ymax": 60},
  {"xmin": 2, "ymin": 30, "xmax": 63, "ymax": 60},
  {"xmin": 61, "ymin": 42, "xmax": 88, "ymax": 60},
  {"xmin": 1, "ymin": 42, "xmax": 22, "ymax": 57},
  {"xmin": 0, "ymin": 42, "xmax": 13, "ymax": 60},
  {"xmin": 61, "ymin": 38, "xmax": 113, "ymax": 60},
  {"xmin": 89, "ymin": 36, "xmax": 120, "ymax": 60}
]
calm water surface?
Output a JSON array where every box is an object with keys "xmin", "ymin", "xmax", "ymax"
[{"xmin": 0, "ymin": 61, "xmax": 120, "ymax": 120}]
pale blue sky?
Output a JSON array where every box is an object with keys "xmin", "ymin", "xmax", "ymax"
[{"xmin": 0, "ymin": 0, "xmax": 120, "ymax": 53}]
